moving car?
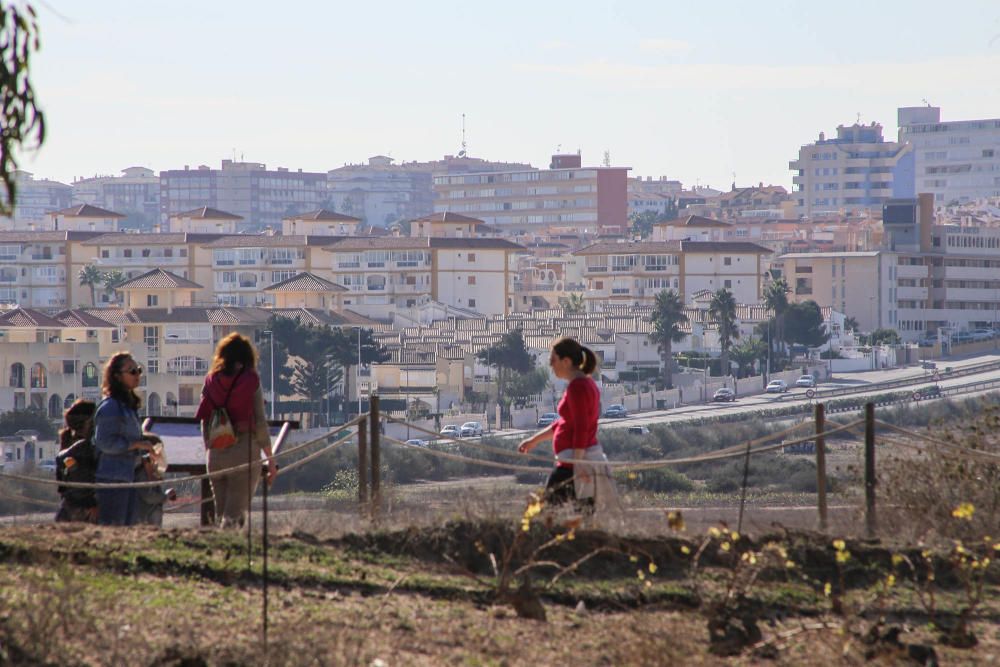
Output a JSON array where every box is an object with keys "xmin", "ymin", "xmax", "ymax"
[
  {"xmin": 537, "ymin": 412, "xmax": 558, "ymax": 428},
  {"xmin": 912, "ymin": 385, "xmax": 942, "ymax": 401},
  {"xmin": 603, "ymin": 404, "xmax": 628, "ymax": 418},
  {"xmin": 439, "ymin": 425, "xmax": 461, "ymax": 438},
  {"xmin": 795, "ymin": 375, "xmax": 816, "ymax": 388},
  {"xmin": 765, "ymin": 380, "xmax": 788, "ymax": 393},
  {"xmin": 712, "ymin": 387, "xmax": 736, "ymax": 402},
  {"xmin": 626, "ymin": 425, "xmax": 650, "ymax": 435},
  {"xmin": 460, "ymin": 421, "xmax": 484, "ymax": 438},
  {"xmin": 404, "ymin": 438, "xmax": 429, "ymax": 447}
]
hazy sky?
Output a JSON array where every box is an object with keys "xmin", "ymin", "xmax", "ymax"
[{"xmin": 19, "ymin": 0, "xmax": 1000, "ymax": 190}]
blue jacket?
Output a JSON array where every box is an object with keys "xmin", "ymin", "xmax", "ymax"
[{"xmin": 94, "ymin": 396, "xmax": 143, "ymax": 482}]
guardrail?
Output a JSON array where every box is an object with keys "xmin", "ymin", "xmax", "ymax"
[{"xmin": 809, "ymin": 358, "xmax": 1000, "ymax": 401}]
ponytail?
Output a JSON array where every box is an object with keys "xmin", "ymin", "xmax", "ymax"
[{"xmin": 552, "ymin": 336, "xmax": 598, "ymax": 376}]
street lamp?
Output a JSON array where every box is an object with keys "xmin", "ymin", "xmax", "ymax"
[
  {"xmin": 65, "ymin": 337, "xmax": 79, "ymax": 402},
  {"xmin": 262, "ymin": 330, "xmax": 275, "ymax": 420},
  {"xmin": 352, "ymin": 326, "xmax": 362, "ymax": 415}
]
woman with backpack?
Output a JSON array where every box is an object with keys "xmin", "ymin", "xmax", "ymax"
[
  {"xmin": 55, "ymin": 399, "xmax": 99, "ymax": 523},
  {"xmin": 195, "ymin": 333, "xmax": 277, "ymax": 528},
  {"xmin": 93, "ymin": 353, "xmax": 157, "ymax": 525}
]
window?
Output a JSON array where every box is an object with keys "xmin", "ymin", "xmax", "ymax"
[
  {"xmin": 62, "ymin": 360, "xmax": 76, "ymax": 375},
  {"xmin": 468, "ymin": 275, "xmax": 476, "ymax": 285},
  {"xmin": 147, "ymin": 294, "xmax": 158, "ymax": 307},
  {"xmin": 468, "ymin": 298, "xmax": 476, "ymax": 308},
  {"xmin": 82, "ymin": 363, "xmax": 99, "ymax": 387},
  {"xmin": 30, "ymin": 363, "xmax": 46, "ymax": 388},
  {"xmin": 723, "ymin": 257, "xmax": 732, "ymax": 266},
  {"xmin": 724, "ymin": 280, "xmax": 732, "ymax": 288},
  {"xmin": 468, "ymin": 253, "xmax": 476, "ymax": 262}
]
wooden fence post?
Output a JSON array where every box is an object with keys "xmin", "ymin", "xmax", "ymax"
[
  {"xmin": 815, "ymin": 403, "xmax": 828, "ymax": 532},
  {"xmin": 864, "ymin": 402, "xmax": 877, "ymax": 539},
  {"xmin": 370, "ymin": 395, "xmax": 381, "ymax": 518},
  {"xmin": 357, "ymin": 415, "xmax": 368, "ymax": 511}
]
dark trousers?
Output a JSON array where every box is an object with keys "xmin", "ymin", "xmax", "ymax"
[
  {"xmin": 96, "ymin": 485, "xmax": 137, "ymax": 526},
  {"xmin": 545, "ymin": 466, "xmax": 576, "ymax": 504}
]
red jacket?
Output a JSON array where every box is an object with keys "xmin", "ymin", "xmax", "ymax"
[{"xmin": 552, "ymin": 376, "xmax": 600, "ymax": 467}]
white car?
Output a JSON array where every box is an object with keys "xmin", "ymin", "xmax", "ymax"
[
  {"xmin": 440, "ymin": 425, "xmax": 461, "ymax": 438},
  {"xmin": 460, "ymin": 421, "xmax": 484, "ymax": 438},
  {"xmin": 795, "ymin": 375, "xmax": 816, "ymax": 388},
  {"xmin": 404, "ymin": 438, "xmax": 429, "ymax": 447},
  {"xmin": 766, "ymin": 380, "xmax": 788, "ymax": 393}
]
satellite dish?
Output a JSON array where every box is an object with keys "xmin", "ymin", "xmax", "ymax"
[{"xmin": 458, "ymin": 150, "xmax": 466, "ymax": 157}]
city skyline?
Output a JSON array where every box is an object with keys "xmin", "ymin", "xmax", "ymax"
[{"xmin": 15, "ymin": 0, "xmax": 1000, "ymax": 191}]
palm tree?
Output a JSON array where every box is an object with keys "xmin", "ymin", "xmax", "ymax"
[
  {"xmin": 709, "ymin": 288, "xmax": 739, "ymax": 377},
  {"xmin": 648, "ymin": 289, "xmax": 688, "ymax": 389},
  {"xmin": 78, "ymin": 265, "xmax": 103, "ymax": 307},
  {"xmin": 763, "ymin": 277, "xmax": 790, "ymax": 372},
  {"xmin": 844, "ymin": 316, "xmax": 859, "ymax": 333},
  {"xmin": 102, "ymin": 269, "xmax": 126, "ymax": 304},
  {"xmin": 562, "ymin": 292, "xmax": 586, "ymax": 315}
]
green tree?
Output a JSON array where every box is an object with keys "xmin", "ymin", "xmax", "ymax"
[
  {"xmin": 0, "ymin": 2, "xmax": 45, "ymax": 217},
  {"xmin": 783, "ymin": 300, "xmax": 831, "ymax": 348},
  {"xmin": 869, "ymin": 328, "xmax": 902, "ymax": 345},
  {"xmin": 729, "ymin": 336, "xmax": 767, "ymax": 378},
  {"xmin": 0, "ymin": 406, "xmax": 54, "ymax": 437},
  {"xmin": 506, "ymin": 367, "xmax": 549, "ymax": 408},
  {"xmin": 477, "ymin": 328, "xmax": 535, "ymax": 418},
  {"xmin": 844, "ymin": 316, "xmax": 859, "ymax": 333},
  {"xmin": 708, "ymin": 288, "xmax": 739, "ymax": 377},
  {"xmin": 647, "ymin": 289, "xmax": 688, "ymax": 389},
  {"xmin": 762, "ymin": 277, "xmax": 790, "ymax": 371},
  {"xmin": 102, "ymin": 269, "xmax": 125, "ymax": 303},
  {"xmin": 78, "ymin": 265, "xmax": 103, "ymax": 307},
  {"xmin": 290, "ymin": 355, "xmax": 343, "ymax": 427},
  {"xmin": 561, "ymin": 292, "xmax": 586, "ymax": 315},
  {"xmin": 629, "ymin": 210, "xmax": 659, "ymax": 238}
]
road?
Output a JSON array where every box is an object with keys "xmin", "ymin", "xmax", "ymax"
[{"xmin": 490, "ymin": 353, "xmax": 1000, "ymax": 438}]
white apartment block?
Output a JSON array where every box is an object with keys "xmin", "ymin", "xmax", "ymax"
[
  {"xmin": 71, "ymin": 167, "xmax": 161, "ymax": 228},
  {"xmin": 790, "ymin": 122, "xmax": 913, "ymax": 219},
  {"xmin": 432, "ymin": 154, "xmax": 629, "ymax": 232},
  {"xmin": 573, "ymin": 239, "xmax": 769, "ymax": 310},
  {"xmin": 0, "ymin": 170, "xmax": 71, "ymax": 224},
  {"xmin": 898, "ymin": 106, "xmax": 1000, "ymax": 205},
  {"xmin": 0, "ymin": 231, "xmax": 107, "ymax": 308}
]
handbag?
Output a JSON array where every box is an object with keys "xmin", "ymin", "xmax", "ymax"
[{"xmin": 205, "ymin": 369, "xmax": 244, "ymax": 450}]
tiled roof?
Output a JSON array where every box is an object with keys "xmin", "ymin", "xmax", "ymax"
[
  {"xmin": 264, "ymin": 272, "xmax": 347, "ymax": 292},
  {"xmin": 654, "ymin": 215, "xmax": 732, "ymax": 228},
  {"xmin": 83, "ymin": 232, "xmax": 227, "ymax": 246},
  {"xmin": 174, "ymin": 206, "xmax": 243, "ymax": 220},
  {"xmin": 202, "ymin": 234, "xmax": 343, "ymax": 248},
  {"xmin": 324, "ymin": 237, "xmax": 429, "ymax": 251},
  {"xmin": 410, "ymin": 212, "xmax": 486, "ymax": 225},
  {"xmin": 429, "ymin": 238, "xmax": 525, "ymax": 250},
  {"xmin": 573, "ymin": 241, "xmax": 681, "ymax": 255},
  {"xmin": 0, "ymin": 307, "xmax": 66, "ymax": 328},
  {"xmin": 51, "ymin": 203, "xmax": 126, "ymax": 218},
  {"xmin": 117, "ymin": 269, "xmax": 203, "ymax": 290},
  {"xmin": 80, "ymin": 307, "xmax": 139, "ymax": 325},
  {"xmin": 54, "ymin": 309, "xmax": 118, "ymax": 328},
  {"xmin": 681, "ymin": 241, "xmax": 772, "ymax": 254},
  {"xmin": 269, "ymin": 308, "xmax": 380, "ymax": 327},
  {"xmin": 0, "ymin": 230, "xmax": 106, "ymax": 242},
  {"xmin": 283, "ymin": 209, "xmax": 361, "ymax": 222}
]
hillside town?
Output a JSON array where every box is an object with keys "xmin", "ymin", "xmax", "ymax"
[{"xmin": 2, "ymin": 105, "xmax": 1000, "ymax": 431}]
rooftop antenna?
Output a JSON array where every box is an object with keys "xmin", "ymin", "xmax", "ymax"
[
  {"xmin": 856, "ymin": 112, "xmax": 862, "ymax": 125},
  {"xmin": 458, "ymin": 114, "xmax": 467, "ymax": 157},
  {"xmin": 922, "ymin": 98, "xmax": 930, "ymax": 106},
  {"xmin": 602, "ymin": 150, "xmax": 611, "ymax": 167}
]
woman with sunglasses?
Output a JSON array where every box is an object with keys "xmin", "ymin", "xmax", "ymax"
[{"xmin": 93, "ymin": 352, "xmax": 156, "ymax": 525}]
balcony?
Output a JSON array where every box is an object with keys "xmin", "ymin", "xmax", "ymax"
[
  {"xmin": 238, "ymin": 281, "xmax": 258, "ymax": 288},
  {"xmin": 585, "ymin": 265, "xmax": 608, "ymax": 273},
  {"xmin": 337, "ymin": 262, "xmax": 361, "ymax": 269}
]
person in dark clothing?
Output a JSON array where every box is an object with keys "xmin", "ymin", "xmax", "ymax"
[{"xmin": 55, "ymin": 399, "xmax": 99, "ymax": 523}]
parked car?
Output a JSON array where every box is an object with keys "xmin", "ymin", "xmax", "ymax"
[
  {"xmin": 712, "ymin": 387, "xmax": 736, "ymax": 402},
  {"xmin": 537, "ymin": 412, "xmax": 558, "ymax": 428},
  {"xmin": 603, "ymin": 404, "xmax": 628, "ymax": 418},
  {"xmin": 765, "ymin": 380, "xmax": 788, "ymax": 393},
  {"xmin": 404, "ymin": 438, "xmax": 428, "ymax": 447},
  {"xmin": 37, "ymin": 459, "xmax": 56, "ymax": 473},
  {"xmin": 795, "ymin": 375, "xmax": 816, "ymax": 388},
  {"xmin": 912, "ymin": 385, "xmax": 942, "ymax": 401},
  {"xmin": 626, "ymin": 425, "xmax": 650, "ymax": 435},
  {"xmin": 440, "ymin": 425, "xmax": 461, "ymax": 438},
  {"xmin": 460, "ymin": 421, "xmax": 484, "ymax": 438}
]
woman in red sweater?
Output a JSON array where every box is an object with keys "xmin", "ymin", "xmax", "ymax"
[{"xmin": 518, "ymin": 337, "xmax": 613, "ymax": 506}]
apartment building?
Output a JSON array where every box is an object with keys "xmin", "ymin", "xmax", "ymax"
[
  {"xmin": 328, "ymin": 154, "xmax": 532, "ymax": 227},
  {"xmin": 201, "ymin": 235, "xmax": 344, "ymax": 307},
  {"xmin": 432, "ymin": 153, "xmax": 629, "ymax": 233},
  {"xmin": 323, "ymin": 236, "xmax": 523, "ymax": 320},
  {"xmin": 71, "ymin": 167, "xmax": 161, "ymax": 229},
  {"xmin": 168, "ymin": 206, "xmax": 243, "ymax": 234},
  {"xmin": 282, "ymin": 209, "xmax": 362, "ymax": 236},
  {"xmin": 46, "ymin": 204, "xmax": 125, "ymax": 233},
  {"xmin": 160, "ymin": 160, "xmax": 328, "ymax": 230},
  {"xmin": 573, "ymin": 238, "xmax": 770, "ymax": 310},
  {"xmin": 0, "ymin": 231, "xmax": 106, "ymax": 308},
  {"xmin": 898, "ymin": 106, "xmax": 1000, "ymax": 205},
  {"xmin": 790, "ymin": 122, "xmax": 913, "ymax": 218},
  {"xmin": 0, "ymin": 170, "xmax": 72, "ymax": 224}
]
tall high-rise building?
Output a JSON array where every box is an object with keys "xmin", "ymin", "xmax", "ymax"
[
  {"xmin": 1, "ymin": 171, "xmax": 72, "ymax": 224},
  {"xmin": 789, "ymin": 122, "xmax": 913, "ymax": 219},
  {"xmin": 432, "ymin": 153, "xmax": 629, "ymax": 233},
  {"xmin": 160, "ymin": 160, "xmax": 328, "ymax": 230},
  {"xmin": 898, "ymin": 106, "xmax": 1000, "ymax": 205}
]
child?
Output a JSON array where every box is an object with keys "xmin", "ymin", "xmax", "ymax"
[
  {"xmin": 55, "ymin": 400, "xmax": 99, "ymax": 523},
  {"xmin": 133, "ymin": 432, "xmax": 174, "ymax": 526}
]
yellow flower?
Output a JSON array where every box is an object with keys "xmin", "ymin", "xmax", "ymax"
[
  {"xmin": 636, "ymin": 570, "xmax": 645, "ymax": 580},
  {"xmin": 627, "ymin": 472, "xmax": 638, "ymax": 480},
  {"xmin": 629, "ymin": 555, "xmax": 639, "ymax": 563},
  {"xmin": 680, "ymin": 545, "xmax": 691, "ymax": 555},
  {"xmin": 785, "ymin": 560, "xmax": 796, "ymax": 569},
  {"xmin": 891, "ymin": 554, "xmax": 904, "ymax": 567},
  {"xmin": 708, "ymin": 527, "xmax": 721, "ymax": 537},
  {"xmin": 886, "ymin": 574, "xmax": 896, "ymax": 587},
  {"xmin": 730, "ymin": 531, "xmax": 740, "ymax": 541},
  {"xmin": 648, "ymin": 562, "xmax": 658, "ymax": 574},
  {"xmin": 835, "ymin": 550, "xmax": 851, "ymax": 564},
  {"xmin": 740, "ymin": 552, "xmax": 757, "ymax": 565},
  {"xmin": 992, "ymin": 543, "xmax": 1000, "ymax": 552},
  {"xmin": 824, "ymin": 582, "xmax": 832, "ymax": 597},
  {"xmin": 721, "ymin": 542, "xmax": 731, "ymax": 552},
  {"xmin": 951, "ymin": 503, "xmax": 975, "ymax": 520},
  {"xmin": 832, "ymin": 539, "xmax": 846, "ymax": 551}
]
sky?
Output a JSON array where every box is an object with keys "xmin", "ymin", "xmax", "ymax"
[{"xmin": 17, "ymin": 0, "xmax": 1000, "ymax": 191}]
